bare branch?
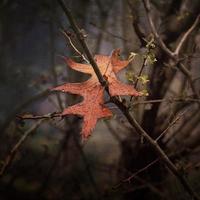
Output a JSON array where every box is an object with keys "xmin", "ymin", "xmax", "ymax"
[
  {"xmin": 143, "ymin": 0, "xmax": 200, "ymax": 59},
  {"xmin": 61, "ymin": 30, "xmax": 89, "ymax": 63},
  {"xmin": 16, "ymin": 112, "xmax": 61, "ymax": 120},
  {"xmin": 90, "ymin": 22, "xmax": 128, "ymax": 42},
  {"xmin": 142, "ymin": 0, "xmax": 174, "ymax": 58},
  {"xmin": 0, "ymin": 119, "xmax": 44, "ymax": 177},
  {"xmin": 142, "ymin": 0, "xmax": 200, "ymax": 100},
  {"xmin": 155, "ymin": 108, "xmax": 190, "ymax": 142},
  {"xmin": 113, "ymin": 158, "xmax": 160, "ymax": 192},
  {"xmin": 134, "ymin": 55, "xmax": 148, "ymax": 89},
  {"xmin": 178, "ymin": 63, "xmax": 200, "ymax": 99},
  {"xmin": 57, "ymin": 0, "xmax": 106, "ymax": 86},
  {"xmin": 57, "ymin": 1, "xmax": 200, "ymax": 199},
  {"xmin": 126, "ymin": 0, "xmax": 146, "ymax": 47},
  {"xmin": 174, "ymin": 15, "xmax": 200, "ymax": 56},
  {"xmin": 132, "ymin": 97, "xmax": 200, "ymax": 106},
  {"xmin": 124, "ymin": 159, "xmax": 159, "ymax": 183},
  {"xmin": 0, "ymin": 89, "xmax": 50, "ymax": 136}
]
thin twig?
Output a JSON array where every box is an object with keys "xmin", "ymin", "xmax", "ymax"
[
  {"xmin": 0, "ymin": 119, "xmax": 44, "ymax": 177},
  {"xmin": 0, "ymin": 89, "xmax": 50, "ymax": 136},
  {"xmin": 93, "ymin": 0, "xmax": 115, "ymax": 53},
  {"xmin": 16, "ymin": 112, "xmax": 61, "ymax": 120},
  {"xmin": 143, "ymin": 1, "xmax": 200, "ymax": 58},
  {"xmin": 174, "ymin": 15, "xmax": 200, "ymax": 56},
  {"xmin": 57, "ymin": 0, "xmax": 106, "ymax": 86},
  {"xmin": 155, "ymin": 108, "xmax": 190, "ymax": 142},
  {"xmin": 142, "ymin": 0, "xmax": 200, "ymax": 100},
  {"xmin": 61, "ymin": 29, "xmax": 89, "ymax": 63},
  {"xmin": 114, "ymin": 102, "xmax": 199, "ymax": 200},
  {"xmin": 114, "ymin": 158, "xmax": 159, "ymax": 189},
  {"xmin": 142, "ymin": 0, "xmax": 174, "ymax": 58},
  {"xmin": 126, "ymin": 0, "xmax": 146, "ymax": 47},
  {"xmin": 125, "ymin": 159, "xmax": 159, "ymax": 182},
  {"xmin": 90, "ymin": 22, "xmax": 128, "ymax": 42},
  {"xmin": 134, "ymin": 56, "xmax": 148, "ymax": 89},
  {"xmin": 130, "ymin": 54, "xmax": 148, "ymax": 102},
  {"xmin": 166, "ymin": 109, "xmax": 200, "ymax": 146},
  {"xmin": 131, "ymin": 176, "xmax": 164, "ymax": 198},
  {"xmin": 178, "ymin": 63, "xmax": 200, "ymax": 99},
  {"xmin": 132, "ymin": 97, "xmax": 200, "ymax": 106},
  {"xmin": 56, "ymin": 1, "xmax": 200, "ymax": 199}
]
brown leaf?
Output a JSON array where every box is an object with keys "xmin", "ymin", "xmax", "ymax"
[{"xmin": 52, "ymin": 49, "xmax": 141, "ymax": 138}]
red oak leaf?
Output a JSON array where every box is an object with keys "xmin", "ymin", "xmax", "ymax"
[{"xmin": 52, "ymin": 49, "xmax": 141, "ymax": 138}]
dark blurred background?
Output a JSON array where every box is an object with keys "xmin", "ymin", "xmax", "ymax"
[{"xmin": 0, "ymin": 0, "xmax": 200, "ymax": 199}]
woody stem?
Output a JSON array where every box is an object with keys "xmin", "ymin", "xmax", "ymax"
[{"xmin": 57, "ymin": 1, "xmax": 200, "ymax": 199}]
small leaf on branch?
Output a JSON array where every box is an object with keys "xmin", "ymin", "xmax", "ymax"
[
  {"xmin": 140, "ymin": 89, "xmax": 149, "ymax": 96},
  {"xmin": 138, "ymin": 75, "xmax": 150, "ymax": 85},
  {"xmin": 128, "ymin": 52, "xmax": 137, "ymax": 62}
]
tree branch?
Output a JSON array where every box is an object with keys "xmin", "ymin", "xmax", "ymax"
[
  {"xmin": 0, "ymin": 119, "xmax": 44, "ymax": 177},
  {"xmin": 16, "ymin": 112, "xmax": 61, "ymax": 120},
  {"xmin": 142, "ymin": 0, "xmax": 174, "ymax": 58},
  {"xmin": 178, "ymin": 62, "xmax": 200, "ymax": 99},
  {"xmin": 61, "ymin": 29, "xmax": 89, "ymax": 63},
  {"xmin": 126, "ymin": 0, "xmax": 146, "ymax": 47},
  {"xmin": 174, "ymin": 14, "xmax": 200, "ymax": 56},
  {"xmin": 57, "ymin": 1, "xmax": 200, "ymax": 199},
  {"xmin": 142, "ymin": 0, "xmax": 200, "ymax": 100},
  {"xmin": 0, "ymin": 89, "xmax": 50, "ymax": 136},
  {"xmin": 57, "ymin": 0, "xmax": 106, "ymax": 86},
  {"xmin": 143, "ymin": 0, "xmax": 200, "ymax": 58},
  {"xmin": 132, "ymin": 97, "xmax": 200, "ymax": 106},
  {"xmin": 155, "ymin": 108, "xmax": 190, "ymax": 142},
  {"xmin": 114, "ymin": 158, "xmax": 159, "ymax": 189}
]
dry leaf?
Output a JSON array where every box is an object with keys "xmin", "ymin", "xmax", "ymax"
[{"xmin": 52, "ymin": 49, "xmax": 141, "ymax": 138}]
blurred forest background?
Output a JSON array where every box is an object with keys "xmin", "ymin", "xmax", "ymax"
[{"xmin": 0, "ymin": 0, "xmax": 200, "ymax": 199}]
